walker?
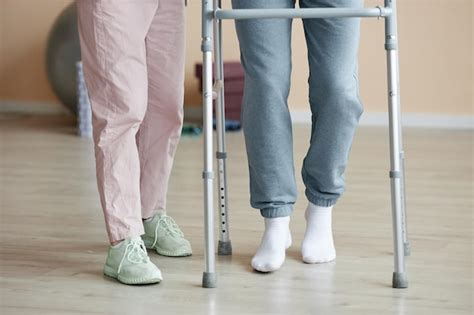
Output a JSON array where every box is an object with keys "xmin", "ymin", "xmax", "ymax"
[{"xmin": 200, "ymin": 0, "xmax": 409, "ymax": 289}]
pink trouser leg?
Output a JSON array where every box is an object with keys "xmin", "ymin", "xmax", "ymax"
[
  {"xmin": 139, "ymin": 0, "xmax": 186, "ymax": 218},
  {"xmin": 77, "ymin": 0, "xmax": 165, "ymax": 243}
]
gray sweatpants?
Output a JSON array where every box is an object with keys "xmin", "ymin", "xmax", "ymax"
[{"xmin": 232, "ymin": 0, "xmax": 364, "ymax": 218}]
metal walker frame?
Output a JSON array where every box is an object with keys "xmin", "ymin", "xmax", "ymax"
[{"xmin": 200, "ymin": 0, "xmax": 409, "ymax": 289}]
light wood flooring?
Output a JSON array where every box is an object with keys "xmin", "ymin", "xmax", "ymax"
[{"xmin": 0, "ymin": 113, "xmax": 472, "ymax": 314}]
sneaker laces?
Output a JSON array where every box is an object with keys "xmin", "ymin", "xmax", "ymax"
[
  {"xmin": 117, "ymin": 238, "xmax": 149, "ymax": 274},
  {"xmin": 150, "ymin": 215, "xmax": 185, "ymax": 248}
]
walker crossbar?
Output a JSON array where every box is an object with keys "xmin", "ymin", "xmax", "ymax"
[
  {"xmin": 201, "ymin": 0, "xmax": 409, "ymax": 290},
  {"xmin": 215, "ymin": 7, "xmax": 391, "ymax": 20}
]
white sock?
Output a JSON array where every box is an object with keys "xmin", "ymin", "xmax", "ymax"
[
  {"xmin": 301, "ymin": 202, "xmax": 336, "ymax": 264},
  {"xmin": 251, "ymin": 216, "xmax": 292, "ymax": 273}
]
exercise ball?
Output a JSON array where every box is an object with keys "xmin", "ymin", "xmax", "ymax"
[{"xmin": 46, "ymin": 3, "xmax": 81, "ymax": 114}]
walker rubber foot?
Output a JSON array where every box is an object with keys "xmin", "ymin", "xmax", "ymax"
[
  {"xmin": 202, "ymin": 272, "xmax": 217, "ymax": 288},
  {"xmin": 392, "ymin": 272, "xmax": 408, "ymax": 289},
  {"xmin": 218, "ymin": 240, "xmax": 232, "ymax": 256}
]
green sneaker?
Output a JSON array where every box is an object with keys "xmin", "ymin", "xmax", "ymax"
[
  {"xmin": 142, "ymin": 213, "xmax": 192, "ymax": 257},
  {"xmin": 103, "ymin": 237, "xmax": 162, "ymax": 285}
]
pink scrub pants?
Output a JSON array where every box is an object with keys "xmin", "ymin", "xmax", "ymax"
[{"xmin": 76, "ymin": 0, "xmax": 185, "ymax": 243}]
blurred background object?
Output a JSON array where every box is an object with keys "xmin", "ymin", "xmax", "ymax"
[
  {"xmin": 46, "ymin": 3, "xmax": 80, "ymax": 115},
  {"xmin": 76, "ymin": 61, "xmax": 92, "ymax": 138},
  {"xmin": 195, "ymin": 62, "xmax": 245, "ymax": 122}
]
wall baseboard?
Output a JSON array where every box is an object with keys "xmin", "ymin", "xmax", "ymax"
[
  {"xmin": 290, "ymin": 110, "xmax": 474, "ymax": 129},
  {"xmin": 2, "ymin": 101, "xmax": 472, "ymax": 129},
  {"xmin": 0, "ymin": 101, "xmax": 205, "ymax": 123},
  {"xmin": 0, "ymin": 100, "xmax": 69, "ymax": 115},
  {"xmin": 187, "ymin": 105, "xmax": 474, "ymax": 129}
]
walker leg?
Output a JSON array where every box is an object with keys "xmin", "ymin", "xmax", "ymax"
[
  {"xmin": 397, "ymin": 69, "xmax": 410, "ymax": 257},
  {"xmin": 201, "ymin": 0, "xmax": 217, "ymax": 288},
  {"xmin": 400, "ymin": 149, "xmax": 410, "ymax": 256},
  {"xmin": 385, "ymin": 0, "xmax": 408, "ymax": 289},
  {"xmin": 393, "ymin": 17, "xmax": 409, "ymax": 256},
  {"xmin": 213, "ymin": 0, "xmax": 232, "ymax": 256}
]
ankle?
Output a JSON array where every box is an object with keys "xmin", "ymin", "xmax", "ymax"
[
  {"xmin": 264, "ymin": 216, "xmax": 290, "ymax": 227},
  {"xmin": 111, "ymin": 239, "xmax": 125, "ymax": 247},
  {"xmin": 306, "ymin": 203, "xmax": 333, "ymax": 221}
]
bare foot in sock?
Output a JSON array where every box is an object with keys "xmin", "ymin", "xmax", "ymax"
[
  {"xmin": 301, "ymin": 203, "xmax": 336, "ymax": 264},
  {"xmin": 251, "ymin": 216, "xmax": 292, "ymax": 272}
]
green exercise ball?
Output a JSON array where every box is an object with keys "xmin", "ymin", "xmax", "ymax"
[{"xmin": 46, "ymin": 3, "xmax": 81, "ymax": 114}]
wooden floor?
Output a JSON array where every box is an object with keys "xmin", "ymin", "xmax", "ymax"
[{"xmin": 1, "ymin": 113, "xmax": 472, "ymax": 315}]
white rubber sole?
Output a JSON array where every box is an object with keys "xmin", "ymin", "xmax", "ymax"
[{"xmin": 103, "ymin": 265, "xmax": 162, "ymax": 285}]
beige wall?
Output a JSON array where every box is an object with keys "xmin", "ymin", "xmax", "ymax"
[
  {"xmin": 0, "ymin": 0, "xmax": 72, "ymax": 102},
  {"xmin": 1, "ymin": 0, "xmax": 472, "ymax": 115}
]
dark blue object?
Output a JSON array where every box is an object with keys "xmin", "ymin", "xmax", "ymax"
[
  {"xmin": 182, "ymin": 124, "xmax": 202, "ymax": 136},
  {"xmin": 213, "ymin": 119, "xmax": 242, "ymax": 131}
]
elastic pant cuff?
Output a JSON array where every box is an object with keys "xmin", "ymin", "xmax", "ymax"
[{"xmin": 260, "ymin": 205, "xmax": 293, "ymax": 218}]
